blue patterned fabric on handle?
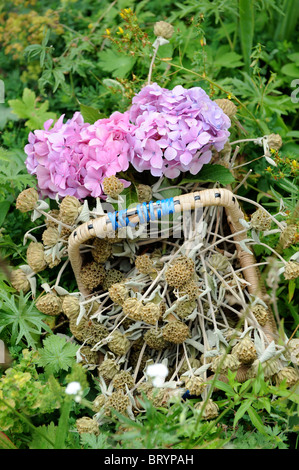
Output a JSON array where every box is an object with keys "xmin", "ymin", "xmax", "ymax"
[{"xmin": 107, "ymin": 197, "xmax": 175, "ymax": 230}]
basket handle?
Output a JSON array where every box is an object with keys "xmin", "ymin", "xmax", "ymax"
[{"xmin": 68, "ymin": 188, "xmax": 260, "ymax": 296}]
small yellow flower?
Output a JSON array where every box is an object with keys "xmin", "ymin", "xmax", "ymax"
[
  {"xmin": 227, "ymin": 94, "xmax": 232, "ymax": 100},
  {"xmin": 117, "ymin": 26, "xmax": 124, "ymax": 34},
  {"xmin": 292, "ymin": 160, "xmax": 298, "ymax": 168},
  {"xmin": 106, "ymin": 28, "xmax": 111, "ymax": 35}
]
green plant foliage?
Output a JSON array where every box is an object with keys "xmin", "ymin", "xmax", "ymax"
[
  {"xmin": 37, "ymin": 335, "xmax": 80, "ymax": 375},
  {"xmin": 0, "ymin": 349, "xmax": 60, "ymax": 435},
  {"xmin": 8, "ymin": 88, "xmax": 56, "ymax": 130},
  {"xmin": 0, "ymin": 291, "xmax": 52, "ymax": 349}
]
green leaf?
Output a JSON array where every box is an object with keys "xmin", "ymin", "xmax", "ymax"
[
  {"xmin": 247, "ymin": 406, "xmax": 267, "ymax": 435},
  {"xmin": 37, "ymin": 335, "xmax": 79, "ymax": 375},
  {"xmin": 213, "ymin": 379, "xmax": 235, "ymax": 396},
  {"xmin": 80, "ymin": 103, "xmax": 104, "ymax": 124},
  {"xmin": 214, "ymin": 51, "xmax": 244, "ymax": 69},
  {"xmin": 288, "ymin": 279, "xmax": 296, "ymax": 302},
  {"xmin": 98, "ymin": 49, "xmax": 136, "ymax": 78},
  {"xmin": 281, "ymin": 63, "xmax": 299, "ymax": 78},
  {"xmin": 29, "ymin": 423, "xmax": 57, "ymax": 450},
  {"xmin": 239, "ymin": 0, "xmax": 254, "ymax": 73},
  {"xmin": 233, "ymin": 399, "xmax": 253, "ymax": 428},
  {"xmin": 0, "ymin": 201, "xmax": 10, "ymax": 227},
  {"xmin": 0, "ymin": 291, "xmax": 52, "ymax": 349},
  {"xmin": 0, "ymin": 431, "xmax": 17, "ymax": 449},
  {"xmin": 154, "ymin": 177, "xmax": 182, "ymax": 200},
  {"xmin": 257, "ymin": 397, "xmax": 271, "ymax": 414},
  {"xmin": 121, "ymin": 184, "xmax": 139, "ymax": 210},
  {"xmin": 8, "ymin": 88, "xmax": 56, "ymax": 130},
  {"xmin": 180, "ymin": 164, "xmax": 235, "ymax": 186}
]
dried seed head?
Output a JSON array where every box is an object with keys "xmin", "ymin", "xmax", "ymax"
[
  {"xmin": 104, "ymin": 390, "xmax": 130, "ymax": 417},
  {"xmin": 279, "ymin": 224, "xmax": 298, "ymax": 249},
  {"xmin": 250, "ymin": 208, "xmax": 272, "ymax": 231},
  {"xmin": 16, "ymin": 188, "xmax": 38, "ymax": 213},
  {"xmin": 146, "ymin": 387, "xmax": 171, "ymax": 407},
  {"xmin": 129, "ymin": 350, "xmax": 151, "ymax": 371},
  {"xmin": 144, "ymin": 328, "xmax": 170, "ymax": 351},
  {"xmin": 79, "ymin": 346, "xmax": 99, "ymax": 365},
  {"xmin": 62, "ymin": 295, "xmax": 80, "ymax": 319},
  {"xmin": 98, "ymin": 358, "xmax": 120, "ymax": 381},
  {"xmin": 112, "ymin": 370, "xmax": 134, "ymax": 391},
  {"xmin": 175, "ymin": 299, "xmax": 197, "ymax": 319},
  {"xmin": 178, "ymin": 279, "xmax": 200, "ymax": 300},
  {"xmin": 214, "ymin": 98, "xmax": 237, "ymax": 118},
  {"xmin": 59, "ymin": 195, "xmax": 81, "ymax": 225},
  {"xmin": 137, "ymin": 184, "xmax": 153, "ymax": 203},
  {"xmin": 88, "ymin": 300, "xmax": 101, "ymax": 315},
  {"xmin": 164, "ymin": 255, "xmax": 195, "ymax": 288},
  {"xmin": 267, "ymin": 133, "xmax": 282, "ymax": 151},
  {"xmin": 36, "ymin": 293, "xmax": 62, "ymax": 316},
  {"xmin": 247, "ymin": 358, "xmax": 281, "ymax": 379},
  {"xmin": 285, "ymin": 338, "xmax": 299, "ymax": 365},
  {"xmin": 195, "ymin": 399, "xmax": 219, "ymax": 420},
  {"xmin": 154, "ymin": 21, "xmax": 174, "ymax": 39},
  {"xmin": 26, "ymin": 242, "xmax": 47, "ymax": 273},
  {"xmin": 209, "ymin": 253, "xmax": 230, "ymax": 271},
  {"xmin": 136, "ymin": 382, "xmax": 153, "ymax": 396},
  {"xmin": 42, "ymin": 226, "xmax": 60, "ymax": 247},
  {"xmin": 69, "ymin": 317, "xmax": 109, "ymax": 346},
  {"xmin": 211, "ymin": 353, "xmax": 241, "ymax": 374},
  {"xmin": 76, "ymin": 417, "xmax": 99, "ymax": 435},
  {"xmin": 44, "ymin": 252, "xmax": 61, "ymax": 269},
  {"xmin": 162, "ymin": 320, "xmax": 190, "ymax": 344},
  {"xmin": 92, "ymin": 394, "xmax": 106, "ymax": 412},
  {"xmin": 60, "ymin": 226, "xmax": 72, "ymax": 240},
  {"xmin": 108, "ymin": 330, "xmax": 130, "ymax": 356},
  {"xmin": 135, "ymin": 254, "xmax": 154, "ymax": 274},
  {"xmin": 141, "ymin": 302, "xmax": 161, "ymax": 325},
  {"xmin": 10, "ymin": 269, "xmax": 30, "ymax": 293},
  {"xmin": 44, "ymin": 209, "xmax": 60, "ymax": 228},
  {"xmin": 251, "ymin": 304, "xmax": 269, "ymax": 327},
  {"xmin": 232, "ymin": 337, "xmax": 257, "ymax": 365},
  {"xmin": 180, "ymin": 357, "xmax": 201, "ymax": 375},
  {"xmin": 102, "ymin": 175, "xmax": 124, "ymax": 199},
  {"xmin": 102, "ymin": 269, "xmax": 124, "ymax": 291},
  {"xmin": 284, "ymin": 261, "xmax": 299, "ymax": 280},
  {"xmin": 80, "ymin": 261, "xmax": 106, "ymax": 290},
  {"xmin": 109, "ymin": 282, "xmax": 129, "ymax": 305},
  {"xmin": 122, "ymin": 297, "xmax": 143, "ymax": 320},
  {"xmin": 185, "ymin": 376, "xmax": 206, "ymax": 396},
  {"xmin": 92, "ymin": 238, "xmax": 112, "ymax": 264},
  {"xmin": 274, "ymin": 366, "xmax": 299, "ymax": 388}
]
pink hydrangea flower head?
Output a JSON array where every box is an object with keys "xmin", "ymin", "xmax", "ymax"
[
  {"xmin": 128, "ymin": 83, "xmax": 231, "ymax": 177},
  {"xmin": 24, "ymin": 111, "xmax": 134, "ymax": 199}
]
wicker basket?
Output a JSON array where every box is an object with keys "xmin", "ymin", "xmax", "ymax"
[{"xmin": 68, "ymin": 187, "xmax": 277, "ymax": 345}]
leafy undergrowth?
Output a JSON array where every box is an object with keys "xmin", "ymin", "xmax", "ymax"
[{"xmin": 0, "ymin": 0, "xmax": 298, "ymax": 450}]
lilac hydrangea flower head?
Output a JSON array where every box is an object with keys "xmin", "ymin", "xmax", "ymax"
[
  {"xmin": 127, "ymin": 83, "xmax": 231, "ymax": 178},
  {"xmin": 24, "ymin": 111, "xmax": 134, "ymax": 199}
]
